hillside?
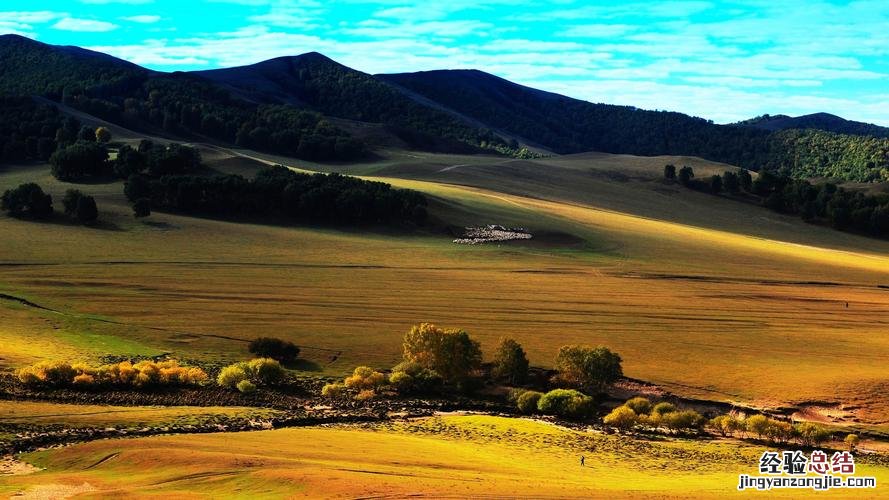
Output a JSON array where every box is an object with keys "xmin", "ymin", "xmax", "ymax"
[
  {"xmin": 3, "ymin": 35, "xmax": 889, "ymax": 180},
  {"xmin": 192, "ymin": 54, "xmax": 503, "ymax": 153},
  {"xmin": 738, "ymin": 112, "xmax": 889, "ymax": 137}
]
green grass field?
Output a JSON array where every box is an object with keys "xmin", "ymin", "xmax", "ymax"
[
  {"xmin": 2, "ymin": 147, "xmax": 889, "ymax": 428},
  {"xmin": 2, "ymin": 415, "xmax": 885, "ymax": 498}
]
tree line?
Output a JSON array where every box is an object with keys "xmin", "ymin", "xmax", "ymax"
[
  {"xmin": 124, "ymin": 165, "xmax": 429, "ymax": 226},
  {"xmin": 667, "ymin": 164, "xmax": 889, "ymax": 238}
]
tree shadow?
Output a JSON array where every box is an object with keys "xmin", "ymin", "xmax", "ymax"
[{"xmin": 284, "ymin": 358, "xmax": 323, "ymax": 372}]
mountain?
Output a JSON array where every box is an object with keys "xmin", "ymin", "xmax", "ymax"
[
  {"xmin": 2, "ymin": 35, "xmax": 889, "ymax": 181},
  {"xmin": 191, "ymin": 53, "xmax": 501, "ymax": 153},
  {"xmin": 736, "ymin": 113, "xmax": 889, "ymax": 138},
  {"xmin": 0, "ymin": 34, "xmax": 147, "ymax": 98}
]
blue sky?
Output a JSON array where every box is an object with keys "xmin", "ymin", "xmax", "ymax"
[{"xmin": 2, "ymin": 0, "xmax": 888, "ymax": 125}]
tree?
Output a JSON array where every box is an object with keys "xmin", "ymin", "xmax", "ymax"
[
  {"xmin": 124, "ymin": 173, "xmax": 151, "ymax": 202},
  {"xmin": 537, "ymin": 389, "xmax": 595, "ymax": 419},
  {"xmin": 794, "ymin": 422, "xmax": 830, "ymax": 447},
  {"xmin": 603, "ymin": 405, "xmax": 637, "ymax": 430},
  {"xmin": 709, "ymin": 175, "xmax": 722, "ymax": 193},
  {"xmin": 248, "ymin": 337, "xmax": 300, "ymax": 363},
  {"xmin": 133, "ymin": 198, "xmax": 151, "ymax": 218},
  {"xmin": 678, "ymin": 166, "xmax": 694, "ymax": 186},
  {"xmin": 402, "ymin": 323, "xmax": 482, "ymax": 387},
  {"xmin": 75, "ymin": 195, "xmax": 98, "ymax": 224},
  {"xmin": 50, "ymin": 141, "xmax": 109, "ymax": 181},
  {"xmin": 491, "ymin": 337, "xmax": 529, "ymax": 384},
  {"xmin": 746, "ymin": 414, "xmax": 770, "ymax": 439},
  {"xmin": 738, "ymin": 169, "xmax": 753, "ymax": 192},
  {"xmin": 62, "ymin": 189, "xmax": 84, "ymax": 216},
  {"xmin": 516, "ymin": 390, "xmax": 543, "ymax": 414},
  {"xmin": 95, "ymin": 126, "xmax": 111, "ymax": 143},
  {"xmin": 664, "ymin": 164, "xmax": 676, "ymax": 180},
  {"xmin": 624, "ymin": 397, "xmax": 651, "ymax": 415},
  {"xmin": 845, "ymin": 433, "xmax": 860, "ymax": 452},
  {"xmin": 1, "ymin": 183, "xmax": 53, "ymax": 218},
  {"xmin": 722, "ymin": 171, "xmax": 740, "ymax": 194},
  {"xmin": 553, "ymin": 345, "xmax": 622, "ymax": 394},
  {"xmin": 77, "ymin": 125, "xmax": 96, "ymax": 142}
]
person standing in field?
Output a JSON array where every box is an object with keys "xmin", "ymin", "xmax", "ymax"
[{"xmin": 580, "ymin": 455, "xmax": 585, "ymax": 467}]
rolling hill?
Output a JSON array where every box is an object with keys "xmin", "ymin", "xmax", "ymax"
[
  {"xmin": 2, "ymin": 34, "xmax": 889, "ymax": 180},
  {"xmin": 737, "ymin": 112, "xmax": 889, "ymax": 138}
]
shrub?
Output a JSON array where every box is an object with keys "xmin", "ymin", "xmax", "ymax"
[
  {"xmin": 491, "ymin": 337, "xmax": 529, "ymax": 384},
  {"xmin": 765, "ymin": 419, "xmax": 794, "ymax": 444},
  {"xmin": 1, "ymin": 183, "xmax": 53, "ymax": 218},
  {"xmin": 795, "ymin": 422, "xmax": 831, "ymax": 447},
  {"xmin": 75, "ymin": 195, "xmax": 98, "ymax": 224},
  {"xmin": 537, "ymin": 389, "xmax": 595, "ymax": 419},
  {"xmin": 603, "ymin": 405, "xmax": 638, "ymax": 430},
  {"xmin": 516, "ymin": 390, "xmax": 543, "ymax": 414},
  {"xmin": 133, "ymin": 198, "xmax": 151, "ymax": 218},
  {"xmin": 553, "ymin": 345, "xmax": 622, "ymax": 394},
  {"xmin": 248, "ymin": 337, "xmax": 300, "ymax": 363},
  {"xmin": 17, "ymin": 359, "xmax": 207, "ymax": 388},
  {"xmin": 389, "ymin": 361, "xmax": 443, "ymax": 395},
  {"xmin": 746, "ymin": 414, "xmax": 770, "ymax": 439},
  {"xmin": 709, "ymin": 415, "xmax": 734, "ymax": 436},
  {"xmin": 217, "ymin": 365, "xmax": 249, "ymax": 389},
  {"xmin": 662, "ymin": 410, "xmax": 706, "ymax": 433},
  {"xmin": 321, "ymin": 382, "xmax": 345, "ymax": 398},
  {"xmin": 95, "ymin": 127, "xmax": 111, "ymax": 143},
  {"xmin": 62, "ymin": 189, "xmax": 84, "ymax": 215},
  {"xmin": 355, "ymin": 389, "xmax": 376, "ymax": 401},
  {"xmin": 344, "ymin": 366, "xmax": 386, "ymax": 390},
  {"xmin": 50, "ymin": 141, "xmax": 109, "ymax": 181},
  {"xmin": 236, "ymin": 379, "xmax": 257, "ymax": 394},
  {"xmin": 402, "ymin": 323, "xmax": 482, "ymax": 387},
  {"xmin": 651, "ymin": 402, "xmax": 677, "ymax": 417},
  {"xmin": 845, "ymin": 434, "xmax": 860, "ymax": 451},
  {"xmin": 624, "ymin": 397, "xmax": 652, "ymax": 415},
  {"xmin": 246, "ymin": 358, "xmax": 285, "ymax": 385}
]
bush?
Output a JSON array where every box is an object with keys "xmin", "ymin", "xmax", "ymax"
[
  {"xmin": 248, "ymin": 337, "xmax": 300, "ymax": 363},
  {"xmin": 355, "ymin": 389, "xmax": 376, "ymax": 401},
  {"xmin": 746, "ymin": 414, "xmax": 770, "ymax": 439},
  {"xmin": 603, "ymin": 405, "xmax": 638, "ymax": 430},
  {"xmin": 1, "ymin": 183, "xmax": 53, "ymax": 218},
  {"xmin": 321, "ymin": 382, "xmax": 345, "ymax": 398},
  {"xmin": 95, "ymin": 127, "xmax": 111, "ymax": 143},
  {"xmin": 75, "ymin": 195, "xmax": 98, "ymax": 224},
  {"xmin": 344, "ymin": 366, "xmax": 386, "ymax": 390},
  {"xmin": 17, "ymin": 359, "xmax": 207, "ymax": 388},
  {"xmin": 236, "ymin": 379, "xmax": 257, "ymax": 394},
  {"xmin": 133, "ymin": 198, "xmax": 151, "ymax": 218},
  {"xmin": 217, "ymin": 365, "xmax": 249, "ymax": 388},
  {"xmin": 651, "ymin": 402, "xmax": 677, "ymax": 417},
  {"xmin": 389, "ymin": 361, "xmax": 443, "ymax": 395},
  {"xmin": 845, "ymin": 434, "xmax": 860, "ymax": 451},
  {"xmin": 402, "ymin": 323, "xmax": 482, "ymax": 387},
  {"xmin": 795, "ymin": 422, "xmax": 831, "ymax": 447},
  {"xmin": 537, "ymin": 389, "xmax": 595, "ymax": 419},
  {"xmin": 491, "ymin": 337, "xmax": 529, "ymax": 384},
  {"xmin": 553, "ymin": 345, "xmax": 622, "ymax": 394},
  {"xmin": 624, "ymin": 397, "xmax": 651, "ymax": 415},
  {"xmin": 50, "ymin": 141, "xmax": 109, "ymax": 181},
  {"xmin": 708, "ymin": 415, "xmax": 738, "ymax": 436},
  {"xmin": 764, "ymin": 419, "xmax": 794, "ymax": 444},
  {"xmin": 62, "ymin": 189, "xmax": 84, "ymax": 215},
  {"xmin": 662, "ymin": 410, "xmax": 706, "ymax": 433},
  {"xmin": 247, "ymin": 358, "xmax": 286, "ymax": 385},
  {"xmin": 516, "ymin": 390, "xmax": 543, "ymax": 414}
]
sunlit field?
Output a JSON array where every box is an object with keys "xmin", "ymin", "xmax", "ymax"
[
  {"xmin": 2, "ymin": 415, "xmax": 886, "ymax": 498},
  {"xmin": 2, "ymin": 148, "xmax": 889, "ymax": 429}
]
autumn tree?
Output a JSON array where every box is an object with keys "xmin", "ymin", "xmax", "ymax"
[
  {"xmin": 402, "ymin": 323, "xmax": 482, "ymax": 387},
  {"xmin": 553, "ymin": 345, "xmax": 622, "ymax": 394},
  {"xmin": 491, "ymin": 337, "xmax": 529, "ymax": 384}
]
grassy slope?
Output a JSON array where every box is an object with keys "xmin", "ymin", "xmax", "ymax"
[
  {"xmin": 2, "ymin": 415, "xmax": 886, "ymax": 498},
  {"xmin": 2, "ymin": 149, "xmax": 889, "ymax": 424}
]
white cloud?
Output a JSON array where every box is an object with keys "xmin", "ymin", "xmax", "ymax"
[
  {"xmin": 123, "ymin": 15, "xmax": 161, "ymax": 23},
  {"xmin": 52, "ymin": 17, "xmax": 118, "ymax": 32}
]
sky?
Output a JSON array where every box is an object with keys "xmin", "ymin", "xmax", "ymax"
[{"xmin": 2, "ymin": 0, "xmax": 888, "ymax": 125}]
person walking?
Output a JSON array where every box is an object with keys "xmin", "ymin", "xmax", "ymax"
[{"xmin": 580, "ymin": 455, "xmax": 585, "ymax": 467}]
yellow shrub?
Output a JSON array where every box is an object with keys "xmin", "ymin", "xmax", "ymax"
[
  {"xmin": 72, "ymin": 373, "xmax": 95, "ymax": 385},
  {"xmin": 344, "ymin": 366, "xmax": 386, "ymax": 389},
  {"xmin": 355, "ymin": 389, "xmax": 376, "ymax": 401},
  {"xmin": 321, "ymin": 383, "xmax": 344, "ymax": 398}
]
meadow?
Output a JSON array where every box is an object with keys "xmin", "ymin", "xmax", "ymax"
[
  {"xmin": 2, "ymin": 146, "xmax": 889, "ymax": 430},
  {"xmin": 2, "ymin": 415, "xmax": 886, "ymax": 498}
]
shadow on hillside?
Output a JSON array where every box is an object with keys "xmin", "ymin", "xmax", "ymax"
[{"xmin": 285, "ymin": 359, "xmax": 323, "ymax": 372}]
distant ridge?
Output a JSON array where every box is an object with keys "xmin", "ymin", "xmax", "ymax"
[{"xmin": 736, "ymin": 112, "xmax": 889, "ymax": 138}]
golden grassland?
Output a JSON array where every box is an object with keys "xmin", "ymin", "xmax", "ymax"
[
  {"xmin": 2, "ymin": 149, "xmax": 889, "ymax": 426},
  {"xmin": 0, "ymin": 400, "xmax": 281, "ymax": 429},
  {"xmin": 2, "ymin": 415, "xmax": 885, "ymax": 498}
]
